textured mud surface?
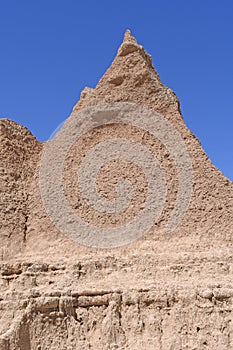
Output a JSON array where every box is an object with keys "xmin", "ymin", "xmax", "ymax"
[{"xmin": 0, "ymin": 30, "xmax": 233, "ymax": 349}]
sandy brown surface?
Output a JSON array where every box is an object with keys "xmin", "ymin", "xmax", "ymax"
[{"xmin": 0, "ymin": 30, "xmax": 233, "ymax": 349}]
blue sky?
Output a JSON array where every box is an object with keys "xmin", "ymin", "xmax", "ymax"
[{"xmin": 0, "ymin": 1, "xmax": 232, "ymax": 180}]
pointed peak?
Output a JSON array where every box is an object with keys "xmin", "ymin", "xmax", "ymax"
[
  {"xmin": 118, "ymin": 29, "xmax": 140, "ymax": 57},
  {"xmin": 123, "ymin": 29, "xmax": 138, "ymax": 44},
  {"xmin": 117, "ymin": 30, "xmax": 153, "ymax": 70}
]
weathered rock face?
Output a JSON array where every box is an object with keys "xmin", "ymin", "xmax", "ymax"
[
  {"xmin": 0, "ymin": 30, "xmax": 233, "ymax": 349},
  {"xmin": 0, "ymin": 119, "xmax": 42, "ymax": 258}
]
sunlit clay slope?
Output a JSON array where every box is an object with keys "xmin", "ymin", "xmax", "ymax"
[{"xmin": 0, "ymin": 30, "xmax": 233, "ymax": 350}]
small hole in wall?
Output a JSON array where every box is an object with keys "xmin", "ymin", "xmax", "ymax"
[
  {"xmin": 109, "ymin": 76, "xmax": 125, "ymax": 86},
  {"xmin": 197, "ymin": 327, "xmax": 200, "ymax": 332},
  {"xmin": 77, "ymin": 317, "xmax": 83, "ymax": 325}
]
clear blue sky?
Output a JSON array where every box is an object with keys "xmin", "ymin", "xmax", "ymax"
[{"xmin": 1, "ymin": 1, "xmax": 232, "ymax": 180}]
